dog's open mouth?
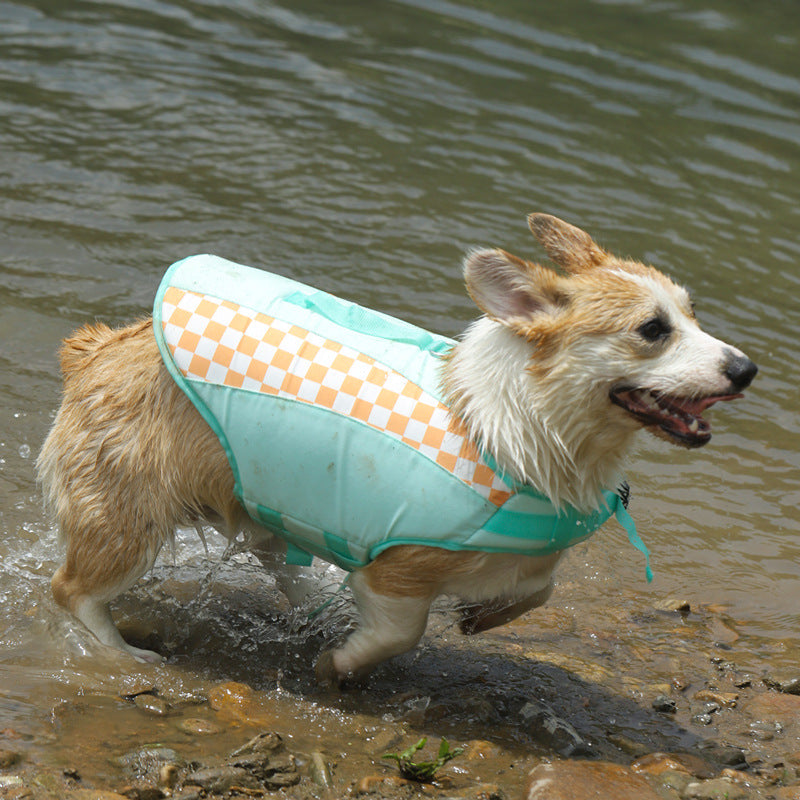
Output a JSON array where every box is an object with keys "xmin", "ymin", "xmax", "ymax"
[{"xmin": 610, "ymin": 388, "xmax": 742, "ymax": 447}]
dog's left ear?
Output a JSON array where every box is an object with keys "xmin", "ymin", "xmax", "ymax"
[
  {"xmin": 464, "ymin": 248, "xmax": 567, "ymax": 324},
  {"xmin": 528, "ymin": 213, "xmax": 607, "ymax": 274}
]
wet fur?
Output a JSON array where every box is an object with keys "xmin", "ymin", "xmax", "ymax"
[{"xmin": 37, "ymin": 214, "xmax": 755, "ymax": 683}]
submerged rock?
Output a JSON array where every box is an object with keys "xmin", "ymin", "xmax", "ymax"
[
  {"xmin": 764, "ymin": 675, "xmax": 800, "ymax": 696},
  {"xmin": 175, "ymin": 717, "xmax": 222, "ymax": 736},
  {"xmin": 684, "ymin": 777, "xmax": 749, "ymax": 800},
  {"xmin": 133, "ymin": 694, "xmax": 170, "ymax": 716},
  {"xmin": 743, "ymin": 692, "xmax": 800, "ymax": 728},
  {"xmin": 520, "ymin": 701, "xmax": 590, "ymax": 756},
  {"xmin": 183, "ymin": 766, "xmax": 261, "ymax": 793},
  {"xmin": 309, "ymin": 751, "xmax": 333, "ymax": 789},
  {"xmin": 229, "ymin": 731, "xmax": 284, "ymax": 756},
  {"xmin": 652, "ymin": 695, "xmax": 677, "ymax": 713},
  {"xmin": 115, "ymin": 746, "xmax": 183, "ymax": 780},
  {"xmin": 631, "ymin": 752, "xmax": 715, "ymax": 779}
]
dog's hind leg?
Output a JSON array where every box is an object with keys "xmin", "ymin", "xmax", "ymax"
[{"xmin": 51, "ymin": 520, "xmax": 166, "ymax": 662}]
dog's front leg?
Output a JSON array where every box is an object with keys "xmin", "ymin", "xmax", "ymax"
[
  {"xmin": 315, "ymin": 569, "xmax": 432, "ymax": 687},
  {"xmin": 458, "ymin": 581, "xmax": 554, "ymax": 635}
]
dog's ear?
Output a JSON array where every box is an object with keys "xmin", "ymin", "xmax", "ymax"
[
  {"xmin": 464, "ymin": 248, "xmax": 566, "ymax": 322},
  {"xmin": 527, "ymin": 213, "xmax": 607, "ymax": 273}
]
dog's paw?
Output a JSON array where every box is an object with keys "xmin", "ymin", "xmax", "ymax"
[
  {"xmin": 314, "ymin": 649, "xmax": 342, "ymax": 689},
  {"xmin": 314, "ymin": 650, "xmax": 372, "ymax": 690},
  {"xmin": 126, "ymin": 645, "xmax": 166, "ymax": 664}
]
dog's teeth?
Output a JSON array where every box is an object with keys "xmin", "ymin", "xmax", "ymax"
[{"xmin": 688, "ymin": 419, "xmax": 699, "ymax": 433}]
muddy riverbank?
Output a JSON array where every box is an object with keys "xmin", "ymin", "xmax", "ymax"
[{"xmin": 2, "ymin": 556, "xmax": 800, "ymax": 800}]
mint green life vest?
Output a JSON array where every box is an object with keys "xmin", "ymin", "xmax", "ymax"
[{"xmin": 153, "ymin": 255, "xmax": 651, "ymax": 579}]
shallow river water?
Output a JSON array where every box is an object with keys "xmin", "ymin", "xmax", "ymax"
[{"xmin": 0, "ymin": 0, "xmax": 798, "ymax": 797}]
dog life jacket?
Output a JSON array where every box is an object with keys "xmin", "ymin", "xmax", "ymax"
[{"xmin": 154, "ymin": 255, "xmax": 651, "ymax": 579}]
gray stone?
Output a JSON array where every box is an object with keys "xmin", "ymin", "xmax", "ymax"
[
  {"xmin": 229, "ymin": 731, "xmax": 283, "ymax": 757},
  {"xmin": 520, "ymin": 701, "xmax": 590, "ymax": 756},
  {"xmin": 115, "ymin": 746, "xmax": 183, "ymax": 780},
  {"xmin": 652, "ymin": 695, "xmax": 677, "ymax": 713},
  {"xmin": 184, "ymin": 766, "xmax": 261, "ymax": 793},
  {"xmin": 764, "ymin": 676, "xmax": 800, "ymax": 695},
  {"xmin": 309, "ymin": 751, "xmax": 333, "ymax": 789}
]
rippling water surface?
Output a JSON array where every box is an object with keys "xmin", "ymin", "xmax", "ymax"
[{"xmin": 0, "ymin": 0, "xmax": 798, "ymax": 766}]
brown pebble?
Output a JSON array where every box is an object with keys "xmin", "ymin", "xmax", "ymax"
[
  {"xmin": 207, "ymin": 682, "xmax": 275, "ymax": 726},
  {"xmin": 671, "ymin": 675, "xmax": 690, "ymax": 692},
  {"xmin": 133, "ymin": 694, "xmax": 170, "ymax": 716},
  {"xmin": 631, "ymin": 753, "xmax": 691, "ymax": 776},
  {"xmin": 719, "ymin": 768, "xmax": 756, "ymax": 784},
  {"xmin": 693, "ymin": 689, "xmax": 738, "ymax": 708},
  {"xmin": 176, "ymin": 718, "xmax": 222, "ymax": 736},
  {"xmin": 630, "ymin": 752, "xmax": 715, "ymax": 780},
  {"xmin": 527, "ymin": 761, "xmax": 662, "ymax": 800}
]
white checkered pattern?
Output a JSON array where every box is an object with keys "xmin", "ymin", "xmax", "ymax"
[{"xmin": 161, "ymin": 286, "xmax": 512, "ymax": 506}]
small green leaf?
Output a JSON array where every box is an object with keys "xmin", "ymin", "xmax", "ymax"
[{"xmin": 383, "ymin": 737, "xmax": 464, "ymax": 783}]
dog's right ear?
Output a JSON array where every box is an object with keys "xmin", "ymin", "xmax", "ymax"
[{"xmin": 463, "ymin": 248, "xmax": 566, "ymax": 323}]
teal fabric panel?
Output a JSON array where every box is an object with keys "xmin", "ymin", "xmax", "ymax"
[
  {"xmin": 188, "ymin": 380, "xmax": 497, "ymax": 563},
  {"xmin": 161, "ymin": 254, "xmax": 454, "ymax": 403}
]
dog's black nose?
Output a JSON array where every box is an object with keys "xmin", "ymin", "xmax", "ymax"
[{"xmin": 724, "ymin": 351, "xmax": 758, "ymax": 391}]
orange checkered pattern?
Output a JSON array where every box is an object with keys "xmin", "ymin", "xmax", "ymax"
[{"xmin": 161, "ymin": 287, "xmax": 513, "ymax": 506}]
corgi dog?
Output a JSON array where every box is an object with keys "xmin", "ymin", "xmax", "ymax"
[{"xmin": 37, "ymin": 214, "xmax": 756, "ymax": 685}]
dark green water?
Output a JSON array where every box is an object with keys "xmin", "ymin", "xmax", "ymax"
[{"xmin": 0, "ymin": 0, "xmax": 797, "ymax": 751}]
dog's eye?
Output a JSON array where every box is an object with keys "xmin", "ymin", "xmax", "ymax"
[{"xmin": 638, "ymin": 317, "xmax": 671, "ymax": 342}]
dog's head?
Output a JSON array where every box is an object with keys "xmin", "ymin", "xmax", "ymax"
[{"xmin": 463, "ymin": 214, "xmax": 757, "ymax": 450}]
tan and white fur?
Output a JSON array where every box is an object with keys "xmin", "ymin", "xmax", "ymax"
[{"xmin": 37, "ymin": 214, "xmax": 757, "ymax": 684}]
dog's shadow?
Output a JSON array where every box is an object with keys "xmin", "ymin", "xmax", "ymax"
[{"xmin": 115, "ymin": 565, "xmax": 738, "ymax": 770}]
